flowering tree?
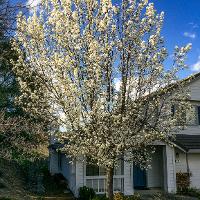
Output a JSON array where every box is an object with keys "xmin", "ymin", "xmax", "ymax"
[{"xmin": 13, "ymin": 0, "xmax": 191, "ymax": 198}]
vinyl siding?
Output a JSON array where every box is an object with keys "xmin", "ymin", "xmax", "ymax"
[
  {"xmin": 165, "ymin": 145, "xmax": 176, "ymax": 193},
  {"xmin": 75, "ymin": 158, "xmax": 84, "ymax": 197},
  {"xmin": 49, "ymin": 151, "xmax": 77, "ymax": 194},
  {"xmin": 124, "ymin": 160, "xmax": 134, "ymax": 195},
  {"xmin": 189, "ymin": 78, "xmax": 200, "ymax": 101},
  {"xmin": 49, "ymin": 150, "xmax": 59, "ymax": 174},
  {"xmin": 61, "ymin": 155, "xmax": 76, "ymax": 194},
  {"xmin": 175, "ymin": 150, "xmax": 187, "ymax": 173},
  {"xmin": 178, "ymin": 126, "xmax": 200, "ymax": 135},
  {"xmin": 176, "ymin": 78, "xmax": 200, "ymax": 188},
  {"xmin": 188, "ymin": 153, "xmax": 200, "ymax": 189},
  {"xmin": 147, "ymin": 146, "xmax": 164, "ymax": 188}
]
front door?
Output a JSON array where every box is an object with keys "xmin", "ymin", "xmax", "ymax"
[{"xmin": 133, "ymin": 165, "xmax": 147, "ymax": 189}]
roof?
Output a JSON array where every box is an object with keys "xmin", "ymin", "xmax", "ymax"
[
  {"xmin": 182, "ymin": 71, "xmax": 200, "ymax": 84},
  {"xmin": 162, "ymin": 71, "xmax": 200, "ymax": 93},
  {"xmin": 174, "ymin": 134, "xmax": 200, "ymax": 151},
  {"xmin": 140, "ymin": 72, "xmax": 200, "ymax": 103}
]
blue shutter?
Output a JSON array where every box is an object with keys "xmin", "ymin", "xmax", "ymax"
[
  {"xmin": 198, "ymin": 106, "xmax": 200, "ymax": 125},
  {"xmin": 171, "ymin": 105, "xmax": 175, "ymax": 116}
]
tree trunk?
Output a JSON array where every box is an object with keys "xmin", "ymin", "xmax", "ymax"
[{"xmin": 106, "ymin": 166, "xmax": 114, "ymax": 200}]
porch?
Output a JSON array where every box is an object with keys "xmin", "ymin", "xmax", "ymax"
[
  {"xmin": 133, "ymin": 145, "xmax": 177, "ymax": 193},
  {"xmin": 84, "ymin": 159, "xmax": 125, "ymax": 194},
  {"xmin": 74, "ymin": 144, "xmax": 176, "ymax": 196}
]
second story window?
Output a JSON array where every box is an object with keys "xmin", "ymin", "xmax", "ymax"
[
  {"xmin": 186, "ymin": 105, "xmax": 200, "ymax": 126},
  {"xmin": 197, "ymin": 106, "xmax": 200, "ymax": 125},
  {"xmin": 171, "ymin": 104, "xmax": 200, "ymax": 126}
]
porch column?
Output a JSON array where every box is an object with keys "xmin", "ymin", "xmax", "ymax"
[
  {"xmin": 75, "ymin": 157, "xmax": 84, "ymax": 197},
  {"xmin": 124, "ymin": 159, "xmax": 134, "ymax": 195},
  {"xmin": 163, "ymin": 145, "xmax": 177, "ymax": 193}
]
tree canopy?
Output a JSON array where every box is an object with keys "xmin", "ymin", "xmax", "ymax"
[
  {"xmin": 13, "ymin": 0, "xmax": 191, "ymax": 197},
  {"xmin": 0, "ymin": 0, "xmax": 48, "ymax": 160}
]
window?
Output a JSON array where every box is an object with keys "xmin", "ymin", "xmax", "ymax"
[
  {"xmin": 171, "ymin": 104, "xmax": 186, "ymax": 125},
  {"xmin": 86, "ymin": 159, "xmax": 124, "ymax": 176},
  {"xmin": 86, "ymin": 164, "xmax": 102, "ymax": 176},
  {"xmin": 86, "ymin": 163, "xmax": 106, "ymax": 176},
  {"xmin": 186, "ymin": 106, "xmax": 197, "ymax": 125},
  {"xmin": 171, "ymin": 105, "xmax": 175, "ymax": 117},
  {"xmin": 198, "ymin": 106, "xmax": 200, "ymax": 125},
  {"xmin": 114, "ymin": 159, "xmax": 124, "ymax": 175},
  {"xmin": 172, "ymin": 104, "xmax": 200, "ymax": 126},
  {"xmin": 186, "ymin": 105, "xmax": 200, "ymax": 126}
]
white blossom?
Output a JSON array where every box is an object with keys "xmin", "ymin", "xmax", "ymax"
[{"xmin": 12, "ymin": 0, "xmax": 191, "ymax": 196}]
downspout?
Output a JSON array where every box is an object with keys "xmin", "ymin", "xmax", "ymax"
[
  {"xmin": 186, "ymin": 150, "xmax": 191, "ymax": 189},
  {"xmin": 186, "ymin": 151, "xmax": 190, "ymax": 175}
]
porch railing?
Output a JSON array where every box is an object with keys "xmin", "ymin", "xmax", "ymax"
[{"xmin": 85, "ymin": 176, "xmax": 124, "ymax": 194}]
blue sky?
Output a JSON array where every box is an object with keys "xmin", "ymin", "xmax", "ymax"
[
  {"xmin": 14, "ymin": 0, "xmax": 200, "ymax": 78},
  {"xmin": 149, "ymin": 0, "xmax": 200, "ymax": 78}
]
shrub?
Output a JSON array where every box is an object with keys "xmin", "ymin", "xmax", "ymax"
[
  {"xmin": 79, "ymin": 186, "xmax": 96, "ymax": 200},
  {"xmin": 126, "ymin": 193, "xmax": 141, "ymax": 200},
  {"xmin": 176, "ymin": 172, "xmax": 190, "ymax": 193},
  {"xmin": 91, "ymin": 195, "xmax": 109, "ymax": 200},
  {"xmin": 90, "ymin": 193, "xmax": 142, "ymax": 200},
  {"xmin": 0, "ymin": 181, "xmax": 6, "ymax": 189},
  {"xmin": 114, "ymin": 193, "xmax": 124, "ymax": 200},
  {"xmin": 184, "ymin": 188, "xmax": 200, "ymax": 198},
  {"xmin": 152, "ymin": 193, "xmax": 165, "ymax": 200}
]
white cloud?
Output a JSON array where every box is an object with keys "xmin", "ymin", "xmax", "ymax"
[
  {"xmin": 183, "ymin": 32, "xmax": 196, "ymax": 39},
  {"xmin": 114, "ymin": 78, "xmax": 121, "ymax": 91},
  {"xmin": 188, "ymin": 22, "xmax": 199, "ymax": 29},
  {"xmin": 191, "ymin": 56, "xmax": 200, "ymax": 72},
  {"xmin": 26, "ymin": 0, "xmax": 41, "ymax": 13}
]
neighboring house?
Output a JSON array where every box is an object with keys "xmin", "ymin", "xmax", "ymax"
[{"xmin": 49, "ymin": 72, "xmax": 200, "ymax": 197}]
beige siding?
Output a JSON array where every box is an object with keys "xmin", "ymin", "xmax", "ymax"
[
  {"xmin": 189, "ymin": 78, "xmax": 200, "ymax": 101},
  {"xmin": 174, "ymin": 151, "xmax": 200, "ymax": 189},
  {"xmin": 188, "ymin": 154, "xmax": 200, "ymax": 189},
  {"xmin": 165, "ymin": 145, "xmax": 176, "ymax": 193},
  {"xmin": 75, "ymin": 158, "xmax": 84, "ymax": 197},
  {"xmin": 176, "ymin": 78, "xmax": 200, "ymax": 188},
  {"xmin": 49, "ymin": 150, "xmax": 59, "ymax": 174},
  {"xmin": 178, "ymin": 126, "xmax": 200, "ymax": 135},
  {"xmin": 124, "ymin": 161, "xmax": 134, "ymax": 195},
  {"xmin": 147, "ymin": 146, "xmax": 164, "ymax": 188},
  {"xmin": 175, "ymin": 150, "xmax": 187, "ymax": 173}
]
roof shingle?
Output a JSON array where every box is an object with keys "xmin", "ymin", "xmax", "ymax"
[{"xmin": 175, "ymin": 134, "xmax": 200, "ymax": 150}]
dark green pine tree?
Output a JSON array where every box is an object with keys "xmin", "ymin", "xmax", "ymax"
[
  {"xmin": 0, "ymin": 0, "xmax": 48, "ymax": 160},
  {"xmin": 0, "ymin": 0, "xmax": 19, "ymax": 115}
]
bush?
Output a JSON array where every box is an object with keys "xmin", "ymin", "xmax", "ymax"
[
  {"xmin": 126, "ymin": 193, "xmax": 141, "ymax": 200},
  {"xmin": 91, "ymin": 195, "xmax": 109, "ymax": 200},
  {"xmin": 0, "ymin": 181, "xmax": 6, "ymax": 189},
  {"xmin": 182, "ymin": 188, "xmax": 200, "ymax": 198},
  {"xmin": 79, "ymin": 186, "xmax": 96, "ymax": 200},
  {"xmin": 176, "ymin": 172, "xmax": 190, "ymax": 193},
  {"xmin": 91, "ymin": 193, "xmax": 141, "ymax": 200},
  {"xmin": 152, "ymin": 193, "xmax": 166, "ymax": 200},
  {"xmin": 114, "ymin": 193, "xmax": 124, "ymax": 200}
]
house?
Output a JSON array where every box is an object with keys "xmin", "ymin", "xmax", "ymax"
[{"xmin": 49, "ymin": 72, "xmax": 200, "ymax": 197}]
